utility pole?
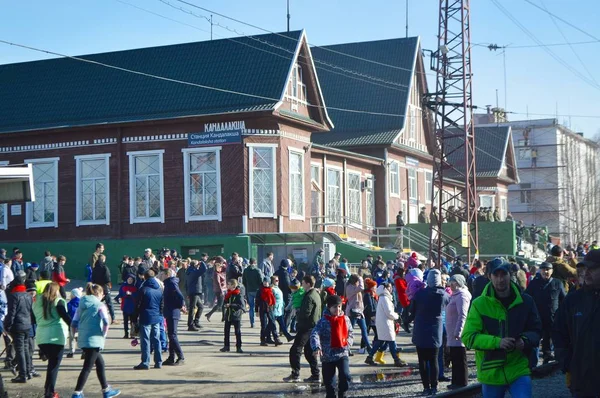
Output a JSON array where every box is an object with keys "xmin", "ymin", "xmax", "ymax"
[
  {"xmin": 287, "ymin": 0, "xmax": 290, "ymax": 32},
  {"xmin": 406, "ymin": 0, "xmax": 409, "ymax": 38},
  {"xmin": 427, "ymin": 0, "xmax": 479, "ymax": 265},
  {"xmin": 210, "ymin": 15, "xmax": 213, "ymax": 40},
  {"xmin": 487, "ymin": 44, "xmax": 508, "ymax": 111}
]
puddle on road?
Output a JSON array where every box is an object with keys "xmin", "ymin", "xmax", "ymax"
[{"xmin": 357, "ymin": 368, "xmax": 416, "ymax": 383}]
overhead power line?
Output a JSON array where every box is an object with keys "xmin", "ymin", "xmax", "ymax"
[
  {"xmin": 167, "ymin": 0, "xmax": 427, "ymax": 75},
  {"xmin": 523, "ymin": 0, "xmax": 600, "ymax": 42},
  {"xmin": 0, "ymin": 38, "xmax": 405, "ymax": 118},
  {"xmin": 539, "ymin": 0, "xmax": 599, "ymax": 87},
  {"xmin": 117, "ymin": 0, "xmax": 407, "ymax": 93},
  {"xmin": 0, "ymin": 37, "xmax": 516, "ymax": 168},
  {"xmin": 474, "ymin": 40, "xmax": 600, "ymax": 49},
  {"xmin": 157, "ymin": 0, "xmax": 410, "ymax": 89},
  {"xmin": 489, "ymin": 0, "xmax": 600, "ymax": 92}
]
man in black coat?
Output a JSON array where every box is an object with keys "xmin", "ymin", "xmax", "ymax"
[
  {"xmin": 186, "ymin": 257, "xmax": 207, "ymax": 331},
  {"xmin": 553, "ymin": 250, "xmax": 600, "ymax": 397},
  {"xmin": 91, "ymin": 256, "xmax": 115, "ymax": 322},
  {"xmin": 525, "ymin": 262, "xmax": 565, "ymax": 364}
]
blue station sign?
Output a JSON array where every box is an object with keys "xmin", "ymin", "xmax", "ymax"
[{"xmin": 188, "ymin": 129, "xmax": 242, "ymax": 147}]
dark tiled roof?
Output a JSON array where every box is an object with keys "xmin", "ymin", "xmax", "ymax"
[
  {"xmin": 0, "ymin": 31, "xmax": 304, "ymax": 134},
  {"xmin": 311, "ymin": 37, "xmax": 419, "ymax": 147},
  {"xmin": 445, "ymin": 126, "xmax": 512, "ymax": 179}
]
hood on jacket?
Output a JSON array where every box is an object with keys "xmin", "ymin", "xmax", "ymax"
[
  {"xmin": 81, "ymin": 294, "xmax": 100, "ymax": 309},
  {"xmin": 125, "ymin": 274, "xmax": 136, "ymax": 284},
  {"xmin": 376, "ymin": 285, "xmax": 387, "ymax": 296},
  {"xmin": 164, "ymin": 277, "xmax": 180, "ymax": 287},
  {"xmin": 144, "ymin": 277, "xmax": 160, "ymax": 290}
]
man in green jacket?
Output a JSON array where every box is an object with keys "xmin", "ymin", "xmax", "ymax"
[
  {"xmin": 283, "ymin": 275, "xmax": 321, "ymax": 383},
  {"xmin": 462, "ymin": 258, "xmax": 541, "ymax": 397}
]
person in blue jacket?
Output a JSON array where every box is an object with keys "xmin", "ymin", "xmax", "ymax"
[
  {"xmin": 162, "ymin": 269, "xmax": 185, "ymax": 366},
  {"xmin": 407, "ymin": 269, "xmax": 451, "ymax": 396},
  {"xmin": 133, "ymin": 269, "xmax": 164, "ymax": 370}
]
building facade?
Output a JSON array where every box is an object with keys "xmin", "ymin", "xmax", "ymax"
[{"xmin": 505, "ymin": 119, "xmax": 600, "ymax": 244}]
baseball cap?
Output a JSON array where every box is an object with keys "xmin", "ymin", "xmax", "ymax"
[
  {"xmin": 577, "ymin": 249, "xmax": 600, "ymax": 268},
  {"xmin": 487, "ymin": 258, "xmax": 511, "ymax": 275}
]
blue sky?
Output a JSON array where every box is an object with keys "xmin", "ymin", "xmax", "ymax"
[{"xmin": 2, "ymin": 0, "xmax": 599, "ymax": 135}]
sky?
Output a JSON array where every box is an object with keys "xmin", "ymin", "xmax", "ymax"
[{"xmin": 1, "ymin": 0, "xmax": 600, "ymax": 135}]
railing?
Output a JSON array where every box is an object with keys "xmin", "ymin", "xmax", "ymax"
[{"xmin": 310, "ymin": 216, "xmax": 448, "ymax": 256}]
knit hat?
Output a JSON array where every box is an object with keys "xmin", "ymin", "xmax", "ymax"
[
  {"xmin": 411, "ymin": 252, "xmax": 418, "ymax": 259},
  {"xmin": 408, "ymin": 268, "xmax": 424, "ymax": 281},
  {"xmin": 262, "ymin": 277, "xmax": 270, "ymax": 284},
  {"xmin": 30, "ymin": 262, "xmax": 39, "ymax": 269},
  {"xmin": 71, "ymin": 287, "xmax": 83, "ymax": 298},
  {"xmin": 427, "ymin": 269, "xmax": 442, "ymax": 287},
  {"xmin": 449, "ymin": 274, "xmax": 466, "ymax": 288},
  {"xmin": 364, "ymin": 278, "xmax": 377, "ymax": 290},
  {"xmin": 326, "ymin": 294, "xmax": 342, "ymax": 308},
  {"xmin": 322, "ymin": 278, "xmax": 335, "ymax": 288},
  {"xmin": 25, "ymin": 279, "xmax": 37, "ymax": 292}
]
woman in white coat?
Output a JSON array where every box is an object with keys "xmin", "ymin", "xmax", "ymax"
[{"xmin": 364, "ymin": 282, "xmax": 407, "ymax": 367}]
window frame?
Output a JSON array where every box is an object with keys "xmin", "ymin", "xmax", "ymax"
[
  {"xmin": 389, "ymin": 161, "xmax": 400, "ymax": 197},
  {"xmin": 25, "ymin": 157, "xmax": 60, "ymax": 229},
  {"xmin": 479, "ymin": 194, "xmax": 496, "ymax": 209},
  {"xmin": 408, "ymin": 168, "xmax": 418, "ymax": 201},
  {"xmin": 248, "ymin": 143, "xmax": 278, "ymax": 219},
  {"xmin": 326, "ymin": 166, "xmax": 343, "ymax": 223},
  {"xmin": 409, "ymin": 105, "xmax": 417, "ymax": 141},
  {"xmin": 365, "ymin": 174, "xmax": 375, "ymax": 227},
  {"xmin": 127, "ymin": 149, "xmax": 165, "ymax": 224},
  {"xmin": 520, "ymin": 190, "xmax": 532, "ymax": 204},
  {"xmin": 0, "ymin": 161, "xmax": 7, "ymax": 230},
  {"xmin": 347, "ymin": 170, "xmax": 362, "ymax": 225},
  {"xmin": 182, "ymin": 147, "xmax": 222, "ymax": 223},
  {"xmin": 425, "ymin": 171, "xmax": 433, "ymax": 203},
  {"xmin": 288, "ymin": 147, "xmax": 305, "ymax": 221},
  {"xmin": 75, "ymin": 153, "xmax": 111, "ymax": 227}
]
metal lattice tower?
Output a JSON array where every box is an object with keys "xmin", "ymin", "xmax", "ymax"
[{"xmin": 428, "ymin": 0, "xmax": 479, "ymax": 265}]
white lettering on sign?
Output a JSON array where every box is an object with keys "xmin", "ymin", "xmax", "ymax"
[{"xmin": 204, "ymin": 120, "xmax": 246, "ymax": 132}]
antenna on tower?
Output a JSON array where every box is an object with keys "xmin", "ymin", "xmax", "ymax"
[
  {"xmin": 287, "ymin": 0, "xmax": 291, "ymax": 32},
  {"xmin": 406, "ymin": 0, "xmax": 409, "ymax": 38}
]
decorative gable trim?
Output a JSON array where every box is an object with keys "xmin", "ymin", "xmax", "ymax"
[{"xmin": 0, "ymin": 139, "xmax": 117, "ymax": 153}]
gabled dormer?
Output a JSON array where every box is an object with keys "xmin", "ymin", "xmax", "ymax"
[{"xmin": 275, "ymin": 30, "xmax": 333, "ymax": 132}]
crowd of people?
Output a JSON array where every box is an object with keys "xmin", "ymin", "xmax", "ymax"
[{"xmin": 0, "ymin": 242, "xmax": 599, "ymax": 398}]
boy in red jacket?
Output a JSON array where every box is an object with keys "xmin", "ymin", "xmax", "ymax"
[
  {"xmin": 255, "ymin": 277, "xmax": 280, "ymax": 346},
  {"xmin": 393, "ymin": 268, "xmax": 411, "ymax": 333}
]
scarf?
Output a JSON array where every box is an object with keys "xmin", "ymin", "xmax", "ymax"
[
  {"xmin": 325, "ymin": 314, "xmax": 348, "ymax": 349},
  {"xmin": 225, "ymin": 288, "xmax": 240, "ymax": 302},
  {"xmin": 11, "ymin": 285, "xmax": 26, "ymax": 293},
  {"xmin": 259, "ymin": 286, "xmax": 275, "ymax": 306}
]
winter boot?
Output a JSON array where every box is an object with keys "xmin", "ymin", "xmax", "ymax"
[
  {"xmin": 374, "ymin": 351, "xmax": 387, "ymax": 365},
  {"xmin": 364, "ymin": 356, "xmax": 376, "ymax": 366},
  {"xmin": 393, "ymin": 356, "xmax": 408, "ymax": 367}
]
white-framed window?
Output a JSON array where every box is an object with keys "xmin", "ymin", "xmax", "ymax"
[
  {"xmin": 289, "ymin": 149, "xmax": 305, "ymax": 220},
  {"xmin": 248, "ymin": 144, "xmax": 278, "ymax": 219},
  {"xmin": 182, "ymin": 147, "xmax": 222, "ymax": 222},
  {"xmin": 425, "ymin": 171, "xmax": 433, "ymax": 203},
  {"xmin": 286, "ymin": 63, "xmax": 308, "ymax": 104},
  {"xmin": 500, "ymin": 196, "xmax": 507, "ymax": 221},
  {"xmin": 128, "ymin": 150, "xmax": 165, "ymax": 224},
  {"xmin": 409, "ymin": 105, "xmax": 417, "ymax": 141},
  {"xmin": 311, "ymin": 164, "xmax": 320, "ymax": 185},
  {"xmin": 517, "ymin": 139, "xmax": 531, "ymax": 160},
  {"xmin": 25, "ymin": 157, "xmax": 59, "ymax": 229},
  {"xmin": 408, "ymin": 168, "xmax": 417, "ymax": 200},
  {"xmin": 365, "ymin": 175, "xmax": 375, "ymax": 227},
  {"xmin": 0, "ymin": 161, "xmax": 7, "ymax": 230},
  {"xmin": 347, "ymin": 172, "xmax": 361, "ymax": 224},
  {"xmin": 479, "ymin": 194, "xmax": 495, "ymax": 209},
  {"xmin": 389, "ymin": 161, "xmax": 400, "ymax": 196},
  {"xmin": 520, "ymin": 190, "xmax": 532, "ymax": 204},
  {"xmin": 326, "ymin": 168, "xmax": 342, "ymax": 223},
  {"xmin": 75, "ymin": 154, "xmax": 110, "ymax": 226},
  {"xmin": 310, "ymin": 163, "xmax": 321, "ymax": 218}
]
